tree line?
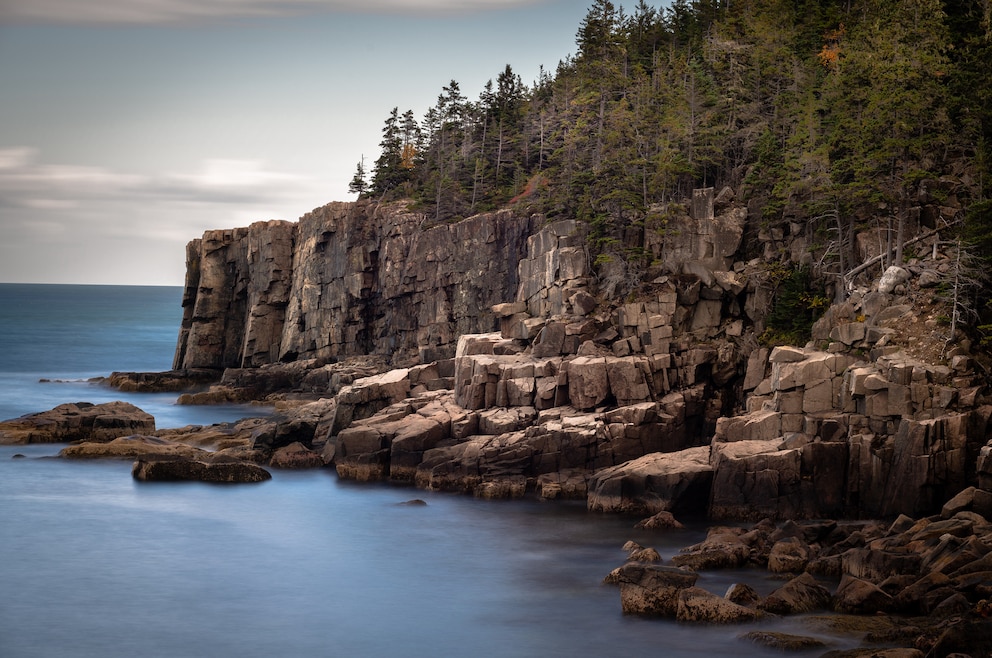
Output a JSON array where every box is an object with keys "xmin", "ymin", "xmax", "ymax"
[{"xmin": 350, "ymin": 0, "xmax": 992, "ymax": 291}]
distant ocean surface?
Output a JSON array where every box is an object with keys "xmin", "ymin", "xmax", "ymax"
[
  {"xmin": 0, "ymin": 283, "xmax": 260, "ymax": 427},
  {"xmin": 0, "ymin": 284, "xmax": 843, "ymax": 657}
]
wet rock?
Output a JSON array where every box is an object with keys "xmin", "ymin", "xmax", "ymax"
[
  {"xmin": 269, "ymin": 441, "xmax": 325, "ymax": 469},
  {"xmin": 59, "ymin": 435, "xmax": 209, "ymax": 461},
  {"xmin": 670, "ymin": 527, "xmax": 751, "ymax": 570},
  {"xmin": 767, "ymin": 537, "xmax": 813, "ymax": 573},
  {"xmin": 725, "ymin": 583, "xmax": 760, "ymax": 606},
  {"xmin": 132, "ymin": 458, "xmax": 271, "ymax": 483},
  {"xmin": 738, "ymin": 631, "xmax": 828, "ymax": 651},
  {"xmin": 833, "ymin": 574, "xmax": 895, "ymax": 614},
  {"xmin": 759, "ymin": 573, "xmax": 832, "ymax": 615},
  {"xmin": 677, "ymin": 586, "xmax": 764, "ymax": 623},
  {"xmin": 634, "ymin": 510, "xmax": 686, "ymax": 530},
  {"xmin": 606, "ymin": 563, "xmax": 698, "ymax": 617},
  {"xmin": 927, "ymin": 618, "xmax": 992, "ymax": 658}
]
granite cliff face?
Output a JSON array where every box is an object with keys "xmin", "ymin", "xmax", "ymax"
[
  {"xmin": 174, "ymin": 201, "xmax": 534, "ymax": 369},
  {"xmin": 162, "ymin": 189, "xmax": 991, "ymax": 523}
]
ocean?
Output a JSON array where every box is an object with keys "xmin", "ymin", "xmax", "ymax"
[{"xmin": 0, "ymin": 284, "xmax": 841, "ymax": 657}]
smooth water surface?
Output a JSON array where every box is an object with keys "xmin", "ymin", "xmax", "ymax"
[
  {"xmin": 0, "ymin": 283, "xmax": 261, "ymax": 427},
  {"xmin": 0, "ymin": 445, "xmax": 846, "ymax": 658}
]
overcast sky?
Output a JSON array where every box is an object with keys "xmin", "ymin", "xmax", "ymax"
[{"xmin": 0, "ymin": 0, "xmax": 592, "ymax": 286}]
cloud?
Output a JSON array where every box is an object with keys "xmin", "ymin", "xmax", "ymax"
[
  {"xmin": 0, "ymin": 0, "xmax": 544, "ymax": 25},
  {"xmin": 0, "ymin": 148, "xmax": 315, "ymax": 210},
  {"xmin": 0, "ymin": 148, "xmax": 330, "ymax": 284}
]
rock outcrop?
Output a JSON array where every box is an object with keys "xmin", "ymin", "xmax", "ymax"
[
  {"xmin": 601, "ymin": 511, "xmax": 992, "ymax": 655},
  {"xmin": 0, "ymin": 401, "xmax": 155, "ymax": 445}
]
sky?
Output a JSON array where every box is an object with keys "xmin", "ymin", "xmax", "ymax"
[{"xmin": 0, "ymin": 0, "xmax": 594, "ymax": 286}]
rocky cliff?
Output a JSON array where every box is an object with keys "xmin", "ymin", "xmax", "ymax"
[
  {"xmin": 162, "ymin": 188, "xmax": 991, "ymax": 522},
  {"xmin": 173, "ymin": 201, "xmax": 534, "ymax": 370}
]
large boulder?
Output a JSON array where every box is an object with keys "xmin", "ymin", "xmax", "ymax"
[
  {"xmin": 676, "ymin": 587, "xmax": 764, "ymax": 623},
  {"xmin": 132, "ymin": 458, "xmax": 271, "ymax": 483},
  {"xmin": 670, "ymin": 526, "xmax": 752, "ymax": 570},
  {"xmin": 269, "ymin": 441, "xmax": 325, "ymax": 469},
  {"xmin": 587, "ymin": 446, "xmax": 713, "ymax": 515},
  {"xmin": 759, "ymin": 573, "xmax": 832, "ymax": 615},
  {"xmin": 605, "ymin": 562, "xmax": 698, "ymax": 617},
  {"xmin": 0, "ymin": 401, "xmax": 156, "ymax": 445}
]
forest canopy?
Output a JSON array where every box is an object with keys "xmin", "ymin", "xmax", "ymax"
[{"xmin": 354, "ymin": 0, "xmax": 992, "ymax": 276}]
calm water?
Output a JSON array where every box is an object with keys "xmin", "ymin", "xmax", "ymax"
[{"xmin": 0, "ymin": 284, "xmax": 844, "ymax": 657}]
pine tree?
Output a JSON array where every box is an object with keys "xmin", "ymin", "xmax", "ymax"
[{"xmin": 348, "ymin": 156, "xmax": 368, "ymax": 197}]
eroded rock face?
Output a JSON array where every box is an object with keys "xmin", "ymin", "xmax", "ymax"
[
  {"xmin": 0, "ymin": 401, "xmax": 155, "ymax": 445},
  {"xmin": 174, "ymin": 220, "xmax": 295, "ymax": 370},
  {"xmin": 175, "ymin": 202, "xmax": 534, "ymax": 370}
]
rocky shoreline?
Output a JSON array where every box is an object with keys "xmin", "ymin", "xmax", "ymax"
[{"xmin": 4, "ymin": 190, "xmax": 992, "ymax": 656}]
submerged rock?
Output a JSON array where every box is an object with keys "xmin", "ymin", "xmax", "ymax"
[{"xmin": 738, "ymin": 631, "xmax": 828, "ymax": 651}]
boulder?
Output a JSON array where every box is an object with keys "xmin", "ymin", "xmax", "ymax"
[
  {"xmin": 833, "ymin": 574, "xmax": 895, "ymax": 614},
  {"xmin": 759, "ymin": 573, "xmax": 832, "ymax": 615},
  {"xmin": 269, "ymin": 441, "xmax": 325, "ymax": 469},
  {"xmin": 606, "ymin": 563, "xmax": 698, "ymax": 617},
  {"xmin": 878, "ymin": 266, "xmax": 910, "ymax": 294},
  {"xmin": 725, "ymin": 583, "xmax": 760, "ymax": 606},
  {"xmin": 670, "ymin": 527, "xmax": 751, "ymax": 570},
  {"xmin": 676, "ymin": 586, "xmax": 764, "ymax": 623},
  {"xmin": 587, "ymin": 447, "xmax": 714, "ymax": 516},
  {"xmin": 132, "ymin": 458, "xmax": 271, "ymax": 483},
  {"xmin": 767, "ymin": 537, "xmax": 813, "ymax": 573},
  {"xmin": 634, "ymin": 510, "xmax": 685, "ymax": 530}
]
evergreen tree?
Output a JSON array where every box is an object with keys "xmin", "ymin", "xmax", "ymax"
[
  {"xmin": 348, "ymin": 156, "xmax": 368, "ymax": 197},
  {"xmin": 371, "ymin": 107, "xmax": 410, "ymax": 198}
]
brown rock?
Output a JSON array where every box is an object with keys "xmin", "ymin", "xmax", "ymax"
[
  {"xmin": 833, "ymin": 574, "xmax": 895, "ymax": 614},
  {"xmin": 587, "ymin": 447, "xmax": 714, "ymax": 516},
  {"xmin": 269, "ymin": 442, "xmax": 325, "ymax": 469},
  {"xmin": 738, "ymin": 631, "xmax": 828, "ymax": 651},
  {"xmin": 132, "ymin": 458, "xmax": 271, "ymax": 483},
  {"xmin": 61, "ymin": 433, "xmax": 212, "ymax": 461},
  {"xmin": 676, "ymin": 586, "xmax": 764, "ymax": 623},
  {"xmin": 0, "ymin": 401, "xmax": 155, "ymax": 445},
  {"xmin": 760, "ymin": 573, "xmax": 832, "ymax": 615},
  {"xmin": 767, "ymin": 537, "xmax": 813, "ymax": 573},
  {"xmin": 634, "ymin": 511, "xmax": 685, "ymax": 530},
  {"xmin": 607, "ymin": 563, "xmax": 698, "ymax": 617}
]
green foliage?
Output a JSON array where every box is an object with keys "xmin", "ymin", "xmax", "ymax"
[
  {"xmin": 762, "ymin": 266, "xmax": 829, "ymax": 345},
  {"xmin": 352, "ymin": 0, "xmax": 990, "ymax": 298}
]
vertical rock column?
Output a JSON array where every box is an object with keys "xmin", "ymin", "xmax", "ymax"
[
  {"xmin": 173, "ymin": 227, "xmax": 250, "ymax": 369},
  {"xmin": 241, "ymin": 220, "xmax": 295, "ymax": 367}
]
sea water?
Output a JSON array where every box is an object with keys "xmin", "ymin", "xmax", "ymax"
[{"xmin": 0, "ymin": 284, "xmax": 846, "ymax": 657}]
